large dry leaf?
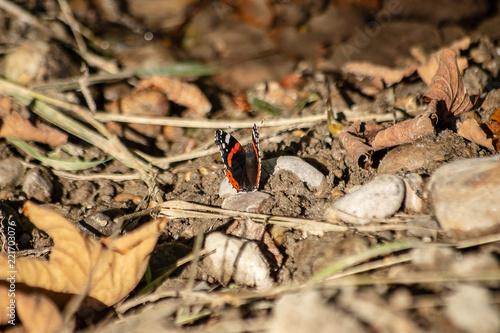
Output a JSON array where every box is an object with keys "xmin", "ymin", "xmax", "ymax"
[
  {"xmin": 0, "ymin": 202, "xmax": 167, "ymax": 306},
  {"xmin": 423, "ymin": 48, "xmax": 472, "ymax": 117},
  {"xmin": 457, "ymin": 118, "xmax": 495, "ymax": 151},
  {"xmin": 0, "ymin": 284, "xmax": 62, "ymax": 333}
]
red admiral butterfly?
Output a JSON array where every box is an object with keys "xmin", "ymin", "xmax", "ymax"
[{"xmin": 215, "ymin": 124, "xmax": 261, "ymax": 192}]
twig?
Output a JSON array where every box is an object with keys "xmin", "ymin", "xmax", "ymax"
[
  {"xmin": 159, "ymin": 200, "xmax": 441, "ymax": 236},
  {"xmin": 93, "ymin": 110, "xmax": 405, "ymax": 129},
  {"xmin": 53, "ymin": 170, "xmax": 143, "ymax": 181},
  {"xmin": 57, "ymin": 0, "xmax": 87, "ymax": 53},
  {"xmin": 0, "ymin": 0, "xmax": 53, "ymax": 36}
]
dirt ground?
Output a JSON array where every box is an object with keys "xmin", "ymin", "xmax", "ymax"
[{"xmin": 0, "ymin": 0, "xmax": 500, "ymax": 332}]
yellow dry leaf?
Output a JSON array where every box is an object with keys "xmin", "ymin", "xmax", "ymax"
[
  {"xmin": 0, "ymin": 284, "xmax": 62, "ymax": 333},
  {"xmin": 0, "ymin": 202, "xmax": 167, "ymax": 306}
]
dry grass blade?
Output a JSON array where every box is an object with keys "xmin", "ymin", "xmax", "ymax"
[
  {"xmin": 159, "ymin": 200, "xmax": 440, "ymax": 235},
  {"xmin": 31, "ymin": 63, "xmax": 215, "ymax": 91},
  {"xmin": 8, "ymin": 138, "xmax": 110, "ymax": 171},
  {"xmin": 309, "ymin": 241, "xmax": 423, "ymax": 283},
  {"xmin": 93, "ymin": 110, "xmax": 405, "ymax": 129},
  {"xmin": 321, "ymin": 271, "xmax": 500, "ymax": 288}
]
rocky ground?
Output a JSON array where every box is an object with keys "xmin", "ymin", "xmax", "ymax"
[{"xmin": 0, "ymin": 1, "xmax": 499, "ymax": 332}]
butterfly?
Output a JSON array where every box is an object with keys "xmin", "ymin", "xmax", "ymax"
[{"xmin": 214, "ymin": 124, "xmax": 261, "ymax": 192}]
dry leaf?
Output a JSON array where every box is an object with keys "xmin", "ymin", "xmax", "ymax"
[
  {"xmin": 0, "ymin": 284, "xmax": 63, "ymax": 333},
  {"xmin": 119, "ymin": 90, "xmax": 169, "ymax": 137},
  {"xmin": 423, "ymin": 49, "xmax": 472, "ymax": 117},
  {"xmin": 371, "ymin": 103, "xmax": 436, "ymax": 150},
  {"xmin": 416, "ymin": 37, "xmax": 471, "ymax": 85},
  {"xmin": 341, "ymin": 62, "xmax": 416, "ymax": 87},
  {"xmin": 279, "ymin": 74, "xmax": 305, "ymax": 89},
  {"xmin": 457, "ymin": 118, "xmax": 495, "ymax": 151},
  {"xmin": 234, "ymin": 0, "xmax": 274, "ymax": 29},
  {"xmin": 338, "ymin": 121, "xmax": 381, "ymax": 168},
  {"xmin": 0, "ymin": 97, "xmax": 68, "ymax": 146},
  {"xmin": 485, "ymin": 107, "xmax": 500, "ymax": 151},
  {"xmin": 232, "ymin": 94, "xmax": 252, "ymax": 113},
  {"xmin": 136, "ymin": 76, "xmax": 211, "ymax": 118},
  {"xmin": 0, "ymin": 202, "xmax": 167, "ymax": 306},
  {"xmin": 490, "ymin": 106, "xmax": 500, "ymax": 123},
  {"xmin": 418, "ymin": 54, "xmax": 468, "ymax": 86}
]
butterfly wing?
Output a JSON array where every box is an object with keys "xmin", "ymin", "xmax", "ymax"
[{"xmin": 215, "ymin": 130, "xmax": 247, "ymax": 192}]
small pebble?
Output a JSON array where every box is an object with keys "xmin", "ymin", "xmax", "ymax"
[
  {"xmin": 428, "ymin": 154, "xmax": 500, "ymax": 237},
  {"xmin": 203, "ymin": 232, "xmax": 273, "ymax": 288},
  {"xmin": 445, "ymin": 284, "xmax": 500, "ymax": 333},
  {"xmin": 0, "ymin": 158, "xmax": 24, "ymax": 189},
  {"xmin": 218, "ymin": 177, "xmax": 239, "ymax": 198},
  {"xmin": 22, "ymin": 167, "xmax": 54, "ymax": 203},
  {"xmin": 222, "ymin": 191, "xmax": 271, "ymax": 212},
  {"xmin": 403, "ymin": 173, "xmax": 424, "ymax": 213},
  {"xmin": 270, "ymin": 156, "xmax": 326, "ymax": 191},
  {"xmin": 326, "ymin": 174, "xmax": 405, "ymax": 224},
  {"xmin": 270, "ymin": 290, "xmax": 366, "ymax": 333},
  {"xmin": 82, "ymin": 209, "xmax": 125, "ymax": 236},
  {"xmin": 406, "ymin": 217, "xmax": 439, "ymax": 240}
]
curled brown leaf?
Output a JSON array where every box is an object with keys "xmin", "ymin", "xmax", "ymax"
[
  {"xmin": 338, "ymin": 122, "xmax": 383, "ymax": 168},
  {"xmin": 416, "ymin": 38, "xmax": 470, "ymax": 86},
  {"xmin": 423, "ymin": 48, "xmax": 472, "ymax": 117},
  {"xmin": 371, "ymin": 102, "xmax": 437, "ymax": 150}
]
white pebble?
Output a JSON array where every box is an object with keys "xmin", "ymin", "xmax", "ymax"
[
  {"xmin": 272, "ymin": 156, "xmax": 326, "ymax": 190},
  {"xmin": 328, "ymin": 174, "xmax": 405, "ymax": 224},
  {"xmin": 203, "ymin": 232, "xmax": 273, "ymax": 288}
]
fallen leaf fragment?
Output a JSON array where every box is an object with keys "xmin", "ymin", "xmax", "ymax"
[
  {"xmin": 341, "ymin": 62, "xmax": 416, "ymax": 87},
  {"xmin": 338, "ymin": 131, "xmax": 372, "ymax": 168},
  {"xmin": 0, "ymin": 202, "xmax": 167, "ymax": 306},
  {"xmin": 136, "ymin": 76, "xmax": 211, "ymax": 118},
  {"xmin": 416, "ymin": 37, "xmax": 471, "ymax": 85},
  {"xmin": 423, "ymin": 49, "xmax": 472, "ymax": 117},
  {"xmin": 339, "ymin": 49, "xmax": 472, "ymax": 162},
  {"xmin": 371, "ymin": 104, "xmax": 436, "ymax": 150},
  {"xmin": 485, "ymin": 106, "xmax": 500, "ymax": 151},
  {"xmin": 457, "ymin": 118, "xmax": 495, "ymax": 151},
  {"xmin": 235, "ymin": 0, "xmax": 274, "ymax": 29},
  {"xmin": 338, "ymin": 121, "xmax": 384, "ymax": 167},
  {"xmin": 0, "ymin": 284, "xmax": 63, "ymax": 333},
  {"xmin": 109, "ymin": 89, "xmax": 170, "ymax": 138},
  {"xmin": 0, "ymin": 97, "xmax": 67, "ymax": 146}
]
